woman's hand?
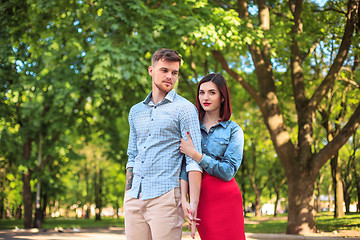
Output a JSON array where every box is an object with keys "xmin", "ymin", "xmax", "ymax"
[
  {"xmin": 181, "ymin": 199, "xmax": 193, "ymax": 224},
  {"xmin": 182, "ymin": 200, "xmax": 200, "ymax": 239},
  {"xmin": 180, "ymin": 132, "xmax": 202, "ymax": 162},
  {"xmin": 189, "ymin": 202, "xmax": 200, "ymax": 239}
]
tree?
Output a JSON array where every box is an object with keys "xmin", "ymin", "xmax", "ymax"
[
  {"xmin": 0, "ymin": 0, "xmax": 101, "ymax": 228},
  {"xmin": 187, "ymin": 0, "xmax": 360, "ymax": 234}
]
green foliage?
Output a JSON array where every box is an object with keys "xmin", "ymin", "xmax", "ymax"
[{"xmin": 1, "ymin": 0, "xmax": 359, "ymax": 231}]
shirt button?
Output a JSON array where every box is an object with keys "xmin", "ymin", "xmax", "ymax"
[
  {"xmin": 141, "ymin": 177, "xmax": 144, "ymax": 179},
  {"xmin": 144, "ymin": 146, "xmax": 146, "ymax": 148},
  {"xmin": 151, "ymin": 119, "xmax": 153, "ymax": 121},
  {"xmin": 154, "ymin": 106, "xmax": 157, "ymax": 109},
  {"xmin": 142, "ymin": 161, "xmax": 144, "ymax": 163},
  {"xmin": 149, "ymin": 134, "xmax": 151, "ymax": 136}
]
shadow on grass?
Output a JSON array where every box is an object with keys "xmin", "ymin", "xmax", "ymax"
[
  {"xmin": 245, "ymin": 219, "xmax": 287, "ymax": 233},
  {"xmin": 0, "ymin": 217, "xmax": 124, "ymax": 230}
]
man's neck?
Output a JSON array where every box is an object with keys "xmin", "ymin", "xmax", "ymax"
[{"xmin": 151, "ymin": 88, "xmax": 168, "ymax": 105}]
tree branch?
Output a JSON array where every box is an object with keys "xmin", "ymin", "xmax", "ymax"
[
  {"xmin": 211, "ymin": 50, "xmax": 263, "ymax": 107},
  {"xmin": 308, "ymin": 0, "xmax": 359, "ymax": 112},
  {"xmin": 314, "ymin": 102, "xmax": 360, "ymax": 171}
]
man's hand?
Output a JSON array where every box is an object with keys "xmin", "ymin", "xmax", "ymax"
[
  {"xmin": 182, "ymin": 199, "xmax": 193, "ymax": 224},
  {"xmin": 189, "ymin": 202, "xmax": 200, "ymax": 239}
]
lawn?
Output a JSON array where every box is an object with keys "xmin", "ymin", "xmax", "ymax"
[
  {"xmin": 244, "ymin": 212, "xmax": 360, "ymax": 233},
  {"xmin": 0, "ymin": 212, "xmax": 359, "ymax": 234},
  {"xmin": 0, "ymin": 217, "xmax": 124, "ymax": 230}
]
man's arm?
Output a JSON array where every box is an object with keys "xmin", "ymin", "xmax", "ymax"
[
  {"xmin": 125, "ymin": 167, "xmax": 134, "ymax": 193},
  {"xmin": 125, "ymin": 107, "xmax": 137, "ymax": 193}
]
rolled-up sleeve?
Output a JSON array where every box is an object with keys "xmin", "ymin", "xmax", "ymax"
[
  {"xmin": 179, "ymin": 104, "xmax": 202, "ymax": 173},
  {"xmin": 199, "ymin": 125, "xmax": 244, "ymax": 181}
]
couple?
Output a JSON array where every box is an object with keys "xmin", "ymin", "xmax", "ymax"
[{"xmin": 124, "ymin": 48, "xmax": 246, "ymax": 240}]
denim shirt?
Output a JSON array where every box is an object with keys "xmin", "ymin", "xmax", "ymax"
[
  {"xmin": 127, "ymin": 90, "xmax": 202, "ymax": 200},
  {"xmin": 181, "ymin": 120, "xmax": 244, "ymax": 182}
]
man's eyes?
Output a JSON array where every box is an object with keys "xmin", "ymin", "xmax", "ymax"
[{"xmin": 160, "ymin": 69, "xmax": 178, "ymax": 75}]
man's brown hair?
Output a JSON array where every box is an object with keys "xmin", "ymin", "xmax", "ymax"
[{"xmin": 151, "ymin": 48, "xmax": 181, "ymax": 66}]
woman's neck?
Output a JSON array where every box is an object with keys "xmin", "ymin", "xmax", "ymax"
[{"xmin": 203, "ymin": 112, "xmax": 220, "ymax": 132}]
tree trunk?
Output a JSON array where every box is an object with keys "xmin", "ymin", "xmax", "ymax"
[
  {"xmin": 94, "ymin": 168, "xmax": 103, "ymax": 221},
  {"xmin": 331, "ymin": 154, "xmax": 345, "ymax": 218},
  {"xmin": 22, "ymin": 171, "xmax": 33, "ymax": 229},
  {"xmin": 41, "ymin": 193, "xmax": 47, "ymax": 221},
  {"xmin": 255, "ymin": 192, "xmax": 261, "ymax": 217},
  {"xmin": 316, "ymin": 170, "xmax": 324, "ymax": 212},
  {"xmin": 16, "ymin": 205, "xmax": 22, "ymax": 219},
  {"xmin": 85, "ymin": 162, "xmax": 90, "ymax": 219},
  {"xmin": 328, "ymin": 184, "xmax": 333, "ymax": 211},
  {"xmin": 0, "ymin": 194, "xmax": 4, "ymax": 219},
  {"xmin": 286, "ymin": 171, "xmax": 317, "ymax": 234},
  {"xmin": 274, "ymin": 191, "xmax": 280, "ymax": 217},
  {"xmin": 356, "ymin": 173, "xmax": 360, "ymax": 212},
  {"xmin": 343, "ymin": 189, "xmax": 350, "ymax": 213}
]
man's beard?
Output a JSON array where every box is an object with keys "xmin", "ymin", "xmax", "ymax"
[{"xmin": 154, "ymin": 81, "xmax": 173, "ymax": 93}]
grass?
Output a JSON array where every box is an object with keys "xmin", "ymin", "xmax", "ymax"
[
  {"xmin": 243, "ymin": 212, "xmax": 360, "ymax": 234},
  {"xmin": 0, "ymin": 217, "xmax": 124, "ymax": 230},
  {"xmin": 0, "ymin": 212, "xmax": 359, "ymax": 234},
  {"xmin": 316, "ymin": 212, "xmax": 360, "ymax": 232},
  {"xmin": 244, "ymin": 214, "xmax": 287, "ymax": 233}
]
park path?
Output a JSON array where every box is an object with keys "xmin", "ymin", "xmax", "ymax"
[{"xmin": 0, "ymin": 227, "xmax": 358, "ymax": 240}]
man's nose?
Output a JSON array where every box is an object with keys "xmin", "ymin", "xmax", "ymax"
[{"xmin": 166, "ymin": 72, "xmax": 172, "ymax": 79}]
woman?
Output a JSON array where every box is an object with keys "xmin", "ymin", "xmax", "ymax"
[{"xmin": 180, "ymin": 73, "xmax": 246, "ymax": 240}]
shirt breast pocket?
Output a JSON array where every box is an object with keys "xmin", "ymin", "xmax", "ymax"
[{"xmin": 208, "ymin": 137, "xmax": 229, "ymax": 158}]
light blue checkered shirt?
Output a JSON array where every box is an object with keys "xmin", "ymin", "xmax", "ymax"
[{"xmin": 126, "ymin": 89, "xmax": 202, "ymax": 200}]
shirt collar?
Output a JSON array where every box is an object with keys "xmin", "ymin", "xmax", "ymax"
[
  {"xmin": 143, "ymin": 90, "xmax": 176, "ymax": 105},
  {"xmin": 200, "ymin": 120, "xmax": 230, "ymax": 130}
]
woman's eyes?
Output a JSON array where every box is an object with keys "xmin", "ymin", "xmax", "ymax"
[{"xmin": 199, "ymin": 91, "xmax": 216, "ymax": 95}]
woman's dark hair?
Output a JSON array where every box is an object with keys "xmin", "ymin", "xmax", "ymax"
[{"xmin": 196, "ymin": 73, "xmax": 232, "ymax": 122}]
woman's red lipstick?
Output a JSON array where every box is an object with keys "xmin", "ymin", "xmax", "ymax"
[{"xmin": 203, "ymin": 102, "xmax": 211, "ymax": 106}]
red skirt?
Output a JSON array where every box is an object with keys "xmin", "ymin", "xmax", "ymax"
[{"xmin": 197, "ymin": 171, "xmax": 246, "ymax": 240}]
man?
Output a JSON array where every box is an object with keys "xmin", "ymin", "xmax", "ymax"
[{"xmin": 124, "ymin": 48, "xmax": 202, "ymax": 240}]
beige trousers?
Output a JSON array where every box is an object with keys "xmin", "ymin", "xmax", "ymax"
[{"xmin": 124, "ymin": 188, "xmax": 185, "ymax": 240}]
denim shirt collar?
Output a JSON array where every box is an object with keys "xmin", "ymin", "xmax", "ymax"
[
  {"xmin": 143, "ymin": 89, "xmax": 176, "ymax": 106},
  {"xmin": 200, "ymin": 120, "xmax": 231, "ymax": 131}
]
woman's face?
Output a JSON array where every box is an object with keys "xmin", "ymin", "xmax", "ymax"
[{"xmin": 198, "ymin": 81, "xmax": 222, "ymax": 115}]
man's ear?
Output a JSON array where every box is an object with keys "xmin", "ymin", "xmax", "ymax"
[{"xmin": 148, "ymin": 66, "xmax": 153, "ymax": 76}]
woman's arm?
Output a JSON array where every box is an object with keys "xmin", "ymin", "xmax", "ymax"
[
  {"xmin": 200, "ymin": 124, "xmax": 244, "ymax": 181},
  {"xmin": 181, "ymin": 125, "xmax": 244, "ymax": 182}
]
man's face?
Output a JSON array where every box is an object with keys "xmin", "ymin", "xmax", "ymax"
[{"xmin": 148, "ymin": 59, "xmax": 180, "ymax": 94}]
